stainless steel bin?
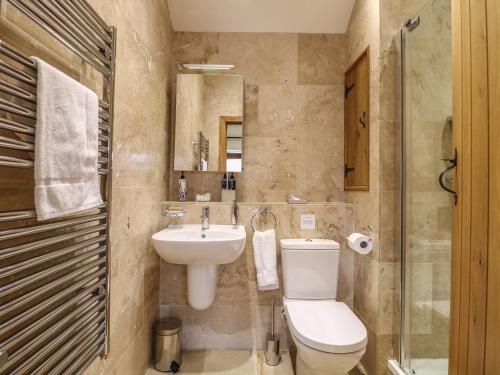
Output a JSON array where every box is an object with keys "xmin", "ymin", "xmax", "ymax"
[{"xmin": 154, "ymin": 318, "xmax": 182, "ymax": 372}]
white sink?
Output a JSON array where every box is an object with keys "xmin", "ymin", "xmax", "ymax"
[{"xmin": 152, "ymin": 224, "xmax": 246, "ymax": 309}]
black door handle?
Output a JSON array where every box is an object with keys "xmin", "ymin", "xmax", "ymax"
[
  {"xmin": 359, "ymin": 112, "xmax": 366, "ymax": 128},
  {"xmin": 438, "ymin": 148, "xmax": 457, "ymax": 204},
  {"xmin": 345, "ymin": 164, "xmax": 355, "ymax": 178}
]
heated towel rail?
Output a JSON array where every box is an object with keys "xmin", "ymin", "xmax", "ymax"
[{"xmin": 0, "ymin": 0, "xmax": 116, "ymax": 373}]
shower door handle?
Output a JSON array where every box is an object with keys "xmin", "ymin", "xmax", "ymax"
[{"xmin": 438, "ymin": 148, "xmax": 457, "ymax": 204}]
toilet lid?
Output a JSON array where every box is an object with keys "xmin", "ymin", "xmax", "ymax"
[{"xmin": 284, "ymin": 299, "xmax": 368, "ymax": 354}]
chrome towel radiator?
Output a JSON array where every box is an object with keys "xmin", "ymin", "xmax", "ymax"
[{"xmin": 0, "ymin": 0, "xmax": 116, "ymax": 374}]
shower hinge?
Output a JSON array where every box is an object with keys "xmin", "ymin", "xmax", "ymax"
[{"xmin": 405, "ymin": 16, "xmax": 421, "ymax": 31}]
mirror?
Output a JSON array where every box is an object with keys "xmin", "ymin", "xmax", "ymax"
[{"xmin": 174, "ymin": 74, "xmax": 244, "ymax": 172}]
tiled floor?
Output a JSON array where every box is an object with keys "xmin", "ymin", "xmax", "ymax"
[
  {"xmin": 146, "ymin": 350, "xmax": 294, "ymax": 375},
  {"xmin": 410, "ymin": 358, "xmax": 448, "ymax": 375}
]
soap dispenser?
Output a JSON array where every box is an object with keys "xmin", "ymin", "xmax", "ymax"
[{"xmin": 178, "ymin": 172, "xmax": 186, "ymax": 202}]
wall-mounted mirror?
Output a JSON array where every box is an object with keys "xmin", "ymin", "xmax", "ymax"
[{"xmin": 173, "ymin": 74, "xmax": 244, "ymax": 172}]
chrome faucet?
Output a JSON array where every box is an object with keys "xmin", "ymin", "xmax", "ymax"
[
  {"xmin": 201, "ymin": 206, "xmax": 210, "ymax": 230},
  {"xmin": 231, "ymin": 200, "xmax": 238, "ymax": 226}
]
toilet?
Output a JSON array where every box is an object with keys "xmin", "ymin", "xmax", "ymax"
[{"xmin": 280, "ymin": 239, "xmax": 367, "ymax": 375}]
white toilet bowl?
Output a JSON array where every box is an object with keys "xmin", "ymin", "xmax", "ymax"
[
  {"xmin": 283, "ymin": 299, "xmax": 367, "ymax": 375},
  {"xmin": 279, "ymin": 239, "xmax": 368, "ymax": 375}
]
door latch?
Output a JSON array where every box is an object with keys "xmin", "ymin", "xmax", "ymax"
[{"xmin": 344, "ymin": 164, "xmax": 355, "ymax": 178}]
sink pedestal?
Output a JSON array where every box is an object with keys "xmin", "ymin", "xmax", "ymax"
[
  {"xmin": 152, "ymin": 224, "xmax": 246, "ymax": 310},
  {"xmin": 187, "ymin": 265, "xmax": 217, "ymax": 310}
]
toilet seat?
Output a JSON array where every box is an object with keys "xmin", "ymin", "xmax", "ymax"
[{"xmin": 284, "ymin": 298, "xmax": 367, "ymax": 354}]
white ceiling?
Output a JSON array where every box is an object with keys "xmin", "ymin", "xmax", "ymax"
[{"xmin": 167, "ymin": 0, "xmax": 355, "ymax": 34}]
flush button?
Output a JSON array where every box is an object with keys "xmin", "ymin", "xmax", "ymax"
[{"xmin": 300, "ymin": 214, "xmax": 315, "ymax": 230}]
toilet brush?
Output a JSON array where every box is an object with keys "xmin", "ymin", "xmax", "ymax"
[{"xmin": 265, "ymin": 299, "xmax": 281, "ymax": 366}]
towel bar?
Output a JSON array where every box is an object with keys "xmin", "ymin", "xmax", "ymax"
[{"xmin": 0, "ymin": 1, "xmax": 116, "ymax": 373}]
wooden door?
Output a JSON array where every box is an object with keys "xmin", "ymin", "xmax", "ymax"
[
  {"xmin": 449, "ymin": 0, "xmax": 500, "ymax": 373},
  {"xmin": 218, "ymin": 116, "xmax": 243, "ymax": 172},
  {"xmin": 344, "ymin": 48, "xmax": 370, "ymax": 191}
]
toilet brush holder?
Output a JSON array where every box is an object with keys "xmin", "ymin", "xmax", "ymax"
[
  {"xmin": 265, "ymin": 299, "xmax": 281, "ymax": 366},
  {"xmin": 265, "ymin": 336, "xmax": 281, "ymax": 366},
  {"xmin": 266, "ymin": 336, "xmax": 281, "ymax": 366}
]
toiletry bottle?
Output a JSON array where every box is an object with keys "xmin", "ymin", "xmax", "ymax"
[
  {"xmin": 221, "ymin": 173, "xmax": 227, "ymax": 190},
  {"xmin": 178, "ymin": 172, "xmax": 186, "ymax": 202},
  {"xmin": 227, "ymin": 173, "xmax": 236, "ymax": 201},
  {"xmin": 229, "ymin": 173, "xmax": 236, "ymax": 190}
]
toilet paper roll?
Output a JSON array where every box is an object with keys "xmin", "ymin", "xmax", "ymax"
[{"xmin": 347, "ymin": 233, "xmax": 373, "ymax": 254}]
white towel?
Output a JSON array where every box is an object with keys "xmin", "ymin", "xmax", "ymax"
[
  {"xmin": 252, "ymin": 229, "xmax": 279, "ymax": 291},
  {"xmin": 33, "ymin": 58, "xmax": 102, "ymax": 221}
]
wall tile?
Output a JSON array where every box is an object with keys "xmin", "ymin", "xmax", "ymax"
[{"xmin": 297, "ymin": 34, "xmax": 347, "ymax": 85}]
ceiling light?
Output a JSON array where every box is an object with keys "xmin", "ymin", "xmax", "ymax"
[{"xmin": 182, "ymin": 64, "xmax": 234, "ymax": 70}]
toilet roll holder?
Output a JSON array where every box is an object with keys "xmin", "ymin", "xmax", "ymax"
[
  {"xmin": 360, "ymin": 225, "xmax": 373, "ymax": 240},
  {"xmin": 329, "ymin": 223, "xmax": 373, "ymax": 241}
]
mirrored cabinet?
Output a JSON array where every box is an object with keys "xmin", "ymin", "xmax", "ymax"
[{"xmin": 173, "ymin": 74, "xmax": 244, "ymax": 173}]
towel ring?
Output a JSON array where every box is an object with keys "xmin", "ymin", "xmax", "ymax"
[{"xmin": 251, "ymin": 208, "xmax": 277, "ymax": 232}]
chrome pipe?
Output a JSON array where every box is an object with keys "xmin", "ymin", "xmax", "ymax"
[
  {"xmin": 0, "ymin": 273, "xmax": 106, "ymax": 338},
  {"xmin": 56, "ymin": 0, "xmax": 110, "ymax": 46},
  {"xmin": 0, "ymin": 213, "xmax": 106, "ymax": 241},
  {"xmin": 72, "ymin": 343, "xmax": 105, "ymax": 375},
  {"xmin": 0, "ymin": 98, "xmax": 36, "ymax": 119},
  {"xmin": 0, "ymin": 247, "xmax": 106, "ymax": 299},
  {"xmin": 0, "ymin": 2, "xmax": 116, "ymax": 369},
  {"xmin": 102, "ymin": 24, "xmax": 117, "ymax": 358},
  {"xmin": 0, "ymin": 224, "xmax": 106, "ymax": 261},
  {"xmin": 0, "ymin": 156, "xmax": 109, "ymax": 174},
  {"xmin": 0, "ymin": 77, "xmax": 36, "ymax": 102},
  {"xmin": 0, "ymin": 133, "xmax": 109, "ymax": 149},
  {"xmin": 37, "ymin": 0, "xmax": 111, "ymax": 64},
  {"xmin": 1, "ymin": 291, "xmax": 104, "ymax": 352},
  {"xmin": 0, "ymin": 65, "xmax": 110, "ymax": 115},
  {"xmin": 42, "ymin": 324, "xmax": 105, "ymax": 375},
  {"xmin": 8, "ymin": 0, "xmax": 112, "ymax": 77},
  {"xmin": 0, "ymin": 40, "xmax": 36, "ymax": 68},
  {"xmin": 0, "ymin": 155, "xmax": 34, "ymax": 168},
  {"xmin": 0, "ymin": 118, "xmax": 35, "ymax": 135},
  {"xmin": 0, "ymin": 135, "xmax": 33, "ymax": 151},
  {"xmin": 6, "ymin": 301, "xmax": 106, "ymax": 374},
  {"xmin": 66, "ymin": 341, "xmax": 105, "ymax": 375},
  {"xmin": 0, "ymin": 59, "xmax": 37, "ymax": 88},
  {"xmin": 0, "ymin": 210, "xmax": 36, "ymax": 222},
  {"xmin": 74, "ymin": 0, "xmax": 112, "ymax": 36},
  {"xmin": 0, "ymin": 259, "xmax": 106, "ymax": 319}
]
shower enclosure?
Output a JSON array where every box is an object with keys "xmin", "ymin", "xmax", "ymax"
[{"xmin": 400, "ymin": 0, "xmax": 452, "ymax": 374}]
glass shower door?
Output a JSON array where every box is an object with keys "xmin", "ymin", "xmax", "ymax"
[{"xmin": 401, "ymin": 0, "xmax": 452, "ymax": 374}]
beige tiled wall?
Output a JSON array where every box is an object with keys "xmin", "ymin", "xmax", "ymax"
[
  {"xmin": 159, "ymin": 201, "xmax": 354, "ymax": 350},
  {"xmin": 0, "ymin": 0, "xmax": 172, "ymax": 374},
  {"xmin": 169, "ymin": 32, "xmax": 347, "ymax": 203},
  {"xmin": 347, "ymin": 0, "xmax": 452, "ymax": 373},
  {"xmin": 344, "ymin": 0, "xmax": 392, "ymax": 373},
  {"xmin": 80, "ymin": 1, "xmax": 175, "ymax": 374}
]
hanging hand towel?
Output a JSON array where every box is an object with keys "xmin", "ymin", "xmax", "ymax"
[
  {"xmin": 33, "ymin": 58, "xmax": 102, "ymax": 221},
  {"xmin": 252, "ymin": 229, "xmax": 279, "ymax": 291}
]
